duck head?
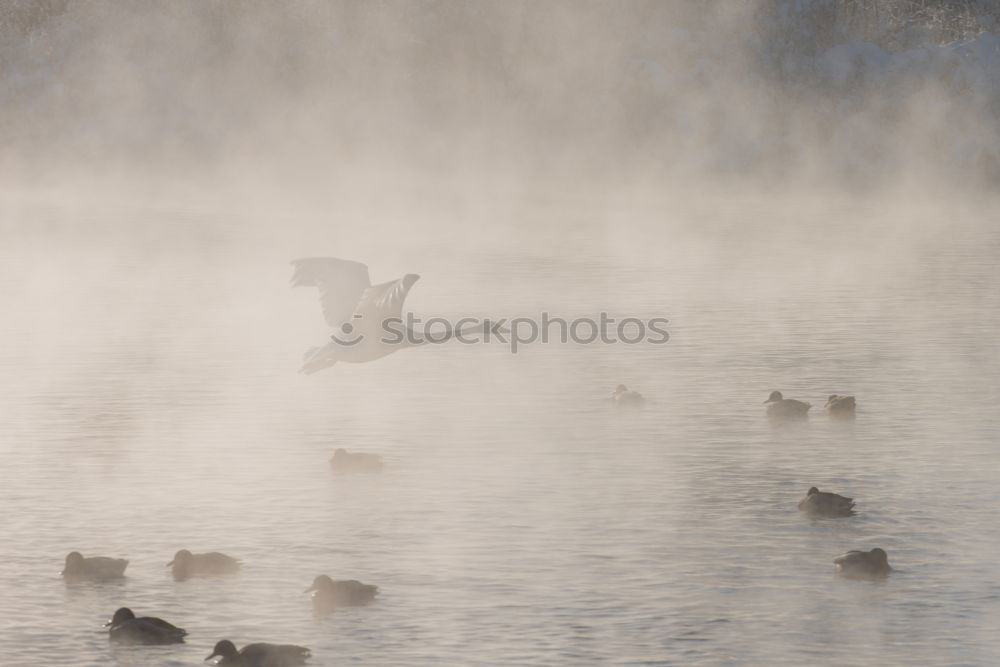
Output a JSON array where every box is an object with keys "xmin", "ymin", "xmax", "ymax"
[
  {"xmin": 206, "ymin": 639, "xmax": 239, "ymax": 662},
  {"xmin": 807, "ymin": 487, "xmax": 820, "ymax": 496},
  {"xmin": 870, "ymin": 548, "xmax": 889, "ymax": 566},
  {"xmin": 333, "ymin": 448, "xmax": 347, "ymax": 458},
  {"xmin": 764, "ymin": 390, "xmax": 783, "ymax": 404},
  {"xmin": 105, "ymin": 607, "xmax": 135, "ymax": 628},
  {"xmin": 167, "ymin": 549, "xmax": 194, "ymax": 569},
  {"xmin": 62, "ymin": 551, "xmax": 84, "ymax": 575},
  {"xmin": 614, "ymin": 384, "xmax": 629, "ymax": 395},
  {"xmin": 304, "ymin": 574, "xmax": 335, "ymax": 593}
]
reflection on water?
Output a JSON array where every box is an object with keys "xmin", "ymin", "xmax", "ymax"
[{"xmin": 1, "ymin": 194, "xmax": 999, "ymax": 664}]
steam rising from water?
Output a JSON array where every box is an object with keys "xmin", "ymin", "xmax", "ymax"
[{"xmin": 4, "ymin": 1, "xmax": 999, "ymax": 190}]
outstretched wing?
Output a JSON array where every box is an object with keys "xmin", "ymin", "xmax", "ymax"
[
  {"xmin": 291, "ymin": 258, "xmax": 371, "ymax": 328},
  {"xmin": 356, "ymin": 274, "xmax": 420, "ymax": 322}
]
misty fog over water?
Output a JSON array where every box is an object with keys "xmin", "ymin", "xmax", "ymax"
[{"xmin": 3, "ymin": 2, "xmax": 1000, "ymax": 665}]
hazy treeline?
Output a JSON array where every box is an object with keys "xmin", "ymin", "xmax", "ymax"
[
  {"xmin": 2, "ymin": 0, "xmax": 998, "ymax": 189},
  {"xmin": 758, "ymin": 0, "xmax": 999, "ymax": 49}
]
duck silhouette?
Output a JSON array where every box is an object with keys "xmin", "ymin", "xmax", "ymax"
[
  {"xmin": 763, "ymin": 391, "xmax": 811, "ymax": 420},
  {"xmin": 833, "ymin": 548, "xmax": 891, "ymax": 578},
  {"xmin": 329, "ymin": 448, "xmax": 383, "ymax": 473},
  {"xmin": 105, "ymin": 607, "xmax": 186, "ymax": 644},
  {"xmin": 206, "ymin": 639, "xmax": 310, "ymax": 666},
  {"xmin": 168, "ymin": 549, "xmax": 241, "ymax": 580},
  {"xmin": 798, "ymin": 487, "xmax": 855, "ymax": 517},
  {"xmin": 62, "ymin": 551, "xmax": 128, "ymax": 582},
  {"xmin": 304, "ymin": 574, "xmax": 378, "ymax": 613},
  {"xmin": 611, "ymin": 384, "xmax": 644, "ymax": 406},
  {"xmin": 825, "ymin": 394, "xmax": 856, "ymax": 418}
]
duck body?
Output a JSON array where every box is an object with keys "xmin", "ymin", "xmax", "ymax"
[
  {"xmin": 825, "ymin": 394, "xmax": 856, "ymax": 417},
  {"xmin": 764, "ymin": 391, "xmax": 811, "ymax": 420},
  {"xmin": 833, "ymin": 548, "xmax": 891, "ymax": 579},
  {"xmin": 62, "ymin": 551, "xmax": 128, "ymax": 582},
  {"xmin": 106, "ymin": 607, "xmax": 186, "ymax": 644},
  {"xmin": 208, "ymin": 639, "xmax": 311, "ymax": 666},
  {"xmin": 798, "ymin": 487, "xmax": 855, "ymax": 517},
  {"xmin": 329, "ymin": 448, "xmax": 384, "ymax": 473},
  {"xmin": 305, "ymin": 575, "xmax": 378, "ymax": 613},
  {"xmin": 612, "ymin": 384, "xmax": 644, "ymax": 406},
  {"xmin": 168, "ymin": 549, "xmax": 241, "ymax": 580}
]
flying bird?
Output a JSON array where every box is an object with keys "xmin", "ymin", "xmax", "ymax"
[
  {"xmin": 292, "ymin": 257, "xmax": 418, "ymax": 373},
  {"xmin": 293, "ymin": 257, "xmax": 500, "ymax": 374}
]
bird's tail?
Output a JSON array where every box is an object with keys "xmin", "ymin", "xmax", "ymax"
[
  {"xmin": 300, "ymin": 360, "xmax": 336, "ymax": 375},
  {"xmin": 300, "ymin": 347, "xmax": 336, "ymax": 374}
]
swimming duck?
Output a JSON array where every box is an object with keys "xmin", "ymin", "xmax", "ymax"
[
  {"xmin": 825, "ymin": 394, "xmax": 856, "ymax": 417},
  {"xmin": 329, "ymin": 448, "xmax": 384, "ymax": 473},
  {"xmin": 206, "ymin": 639, "xmax": 311, "ymax": 666},
  {"xmin": 105, "ymin": 607, "xmax": 186, "ymax": 644},
  {"xmin": 763, "ymin": 391, "xmax": 811, "ymax": 420},
  {"xmin": 833, "ymin": 548, "xmax": 891, "ymax": 578},
  {"xmin": 612, "ymin": 384, "xmax": 644, "ymax": 406},
  {"xmin": 304, "ymin": 575, "xmax": 378, "ymax": 613},
  {"xmin": 62, "ymin": 551, "xmax": 128, "ymax": 582},
  {"xmin": 168, "ymin": 549, "xmax": 241, "ymax": 580},
  {"xmin": 798, "ymin": 487, "xmax": 855, "ymax": 517}
]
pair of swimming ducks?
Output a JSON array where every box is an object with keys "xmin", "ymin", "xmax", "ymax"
[
  {"xmin": 765, "ymin": 391, "xmax": 856, "ymax": 420},
  {"xmin": 797, "ymin": 486, "xmax": 891, "ymax": 578},
  {"xmin": 98, "ymin": 575, "xmax": 377, "ymax": 663},
  {"xmin": 104, "ymin": 608, "xmax": 308, "ymax": 665},
  {"xmin": 105, "ymin": 607, "xmax": 310, "ymax": 666},
  {"xmin": 62, "ymin": 549, "xmax": 241, "ymax": 583}
]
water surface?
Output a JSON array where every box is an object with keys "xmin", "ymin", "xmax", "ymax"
[{"xmin": 2, "ymin": 192, "xmax": 998, "ymax": 665}]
